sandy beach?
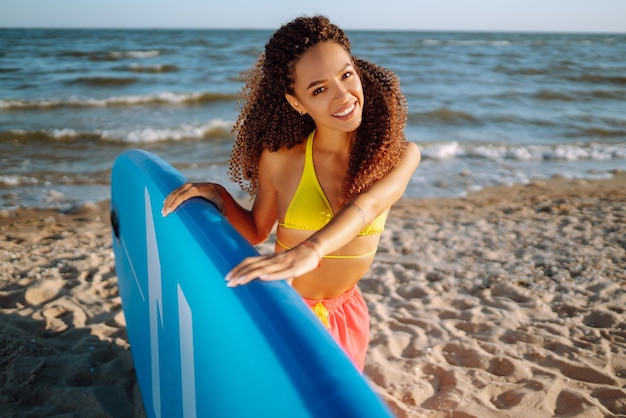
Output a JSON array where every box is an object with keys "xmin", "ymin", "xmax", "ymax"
[{"xmin": 1, "ymin": 172, "xmax": 625, "ymax": 418}]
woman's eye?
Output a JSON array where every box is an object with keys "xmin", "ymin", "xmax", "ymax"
[
  {"xmin": 312, "ymin": 87, "xmax": 325, "ymax": 96},
  {"xmin": 342, "ymin": 71, "xmax": 352, "ymax": 80}
]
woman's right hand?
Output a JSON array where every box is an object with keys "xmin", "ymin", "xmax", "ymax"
[{"xmin": 162, "ymin": 182, "xmax": 226, "ymax": 217}]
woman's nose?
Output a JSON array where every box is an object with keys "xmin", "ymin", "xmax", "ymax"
[{"xmin": 332, "ymin": 82, "xmax": 350, "ymax": 101}]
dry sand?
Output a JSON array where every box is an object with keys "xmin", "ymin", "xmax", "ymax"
[{"xmin": 1, "ymin": 172, "xmax": 625, "ymax": 417}]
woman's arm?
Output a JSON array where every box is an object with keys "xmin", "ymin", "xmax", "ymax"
[
  {"xmin": 226, "ymin": 142, "xmax": 421, "ymax": 286},
  {"xmin": 309, "ymin": 142, "xmax": 420, "ymax": 257},
  {"xmin": 161, "ymin": 152, "xmax": 278, "ymax": 245}
]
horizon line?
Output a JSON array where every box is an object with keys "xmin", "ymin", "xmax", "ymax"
[{"xmin": 1, "ymin": 25, "xmax": 625, "ymax": 35}]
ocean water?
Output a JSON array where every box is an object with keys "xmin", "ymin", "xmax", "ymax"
[{"xmin": 1, "ymin": 29, "xmax": 625, "ymax": 210}]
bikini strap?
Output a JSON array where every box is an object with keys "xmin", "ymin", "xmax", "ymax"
[{"xmin": 274, "ymin": 238, "xmax": 377, "ymax": 259}]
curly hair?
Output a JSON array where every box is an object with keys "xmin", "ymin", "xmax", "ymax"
[{"xmin": 229, "ymin": 15, "xmax": 409, "ymax": 203}]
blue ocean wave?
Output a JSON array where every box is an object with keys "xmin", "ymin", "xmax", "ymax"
[
  {"xmin": 0, "ymin": 92, "xmax": 238, "ymax": 110},
  {"xmin": 0, "ymin": 120, "xmax": 233, "ymax": 143}
]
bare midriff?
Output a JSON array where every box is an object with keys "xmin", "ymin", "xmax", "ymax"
[{"xmin": 275, "ymin": 226, "xmax": 381, "ymax": 299}]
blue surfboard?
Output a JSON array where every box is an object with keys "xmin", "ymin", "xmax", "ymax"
[{"xmin": 110, "ymin": 149, "xmax": 393, "ymax": 418}]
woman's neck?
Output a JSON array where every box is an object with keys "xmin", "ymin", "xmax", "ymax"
[{"xmin": 313, "ymin": 127, "xmax": 356, "ymax": 155}]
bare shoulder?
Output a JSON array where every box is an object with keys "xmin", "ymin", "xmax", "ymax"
[
  {"xmin": 259, "ymin": 143, "xmax": 306, "ymax": 184},
  {"xmin": 260, "ymin": 143, "xmax": 305, "ymax": 169},
  {"xmin": 401, "ymin": 141, "xmax": 421, "ymax": 169}
]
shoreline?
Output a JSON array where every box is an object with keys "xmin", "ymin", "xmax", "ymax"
[{"xmin": 1, "ymin": 173, "xmax": 625, "ymax": 417}]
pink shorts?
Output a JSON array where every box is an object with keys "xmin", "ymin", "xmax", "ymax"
[{"xmin": 302, "ymin": 286, "xmax": 370, "ymax": 372}]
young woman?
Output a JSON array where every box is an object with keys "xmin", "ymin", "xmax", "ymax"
[{"xmin": 162, "ymin": 15, "xmax": 420, "ymax": 371}]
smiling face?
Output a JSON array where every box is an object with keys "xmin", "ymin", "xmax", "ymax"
[{"xmin": 285, "ymin": 41, "xmax": 364, "ymax": 134}]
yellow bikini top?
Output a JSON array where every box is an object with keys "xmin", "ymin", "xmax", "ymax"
[{"xmin": 277, "ymin": 131, "xmax": 387, "ymax": 236}]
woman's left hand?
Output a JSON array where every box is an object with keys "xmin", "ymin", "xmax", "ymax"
[{"xmin": 225, "ymin": 242, "xmax": 320, "ymax": 287}]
